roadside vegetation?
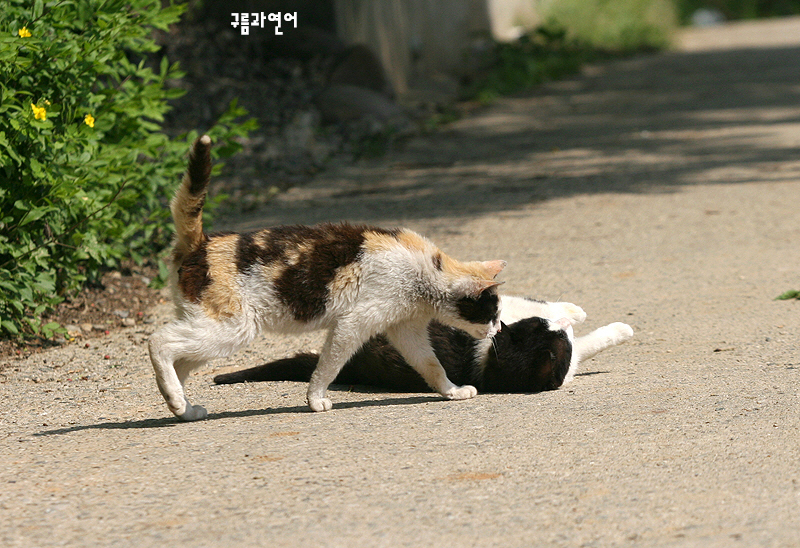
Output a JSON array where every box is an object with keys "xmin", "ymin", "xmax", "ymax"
[
  {"xmin": 466, "ymin": 0, "xmax": 676, "ymax": 102},
  {"xmin": 0, "ymin": 0, "xmax": 254, "ymax": 339}
]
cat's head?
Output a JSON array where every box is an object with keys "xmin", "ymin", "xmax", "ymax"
[
  {"xmin": 486, "ymin": 316, "xmax": 574, "ymax": 392},
  {"xmin": 437, "ymin": 258, "xmax": 505, "ymax": 339}
]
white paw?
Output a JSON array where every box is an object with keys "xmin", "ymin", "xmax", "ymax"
[
  {"xmin": 178, "ymin": 403, "xmax": 208, "ymax": 422},
  {"xmin": 444, "ymin": 385, "xmax": 478, "ymax": 400},
  {"xmin": 308, "ymin": 397, "xmax": 333, "ymax": 412},
  {"xmin": 607, "ymin": 322, "xmax": 634, "ymax": 344},
  {"xmin": 555, "ymin": 303, "xmax": 586, "ymax": 325}
]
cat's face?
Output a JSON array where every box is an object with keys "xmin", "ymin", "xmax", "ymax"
[
  {"xmin": 490, "ymin": 316, "xmax": 574, "ymax": 392},
  {"xmin": 510, "ymin": 317, "xmax": 574, "ymax": 368},
  {"xmin": 441, "ymin": 285, "xmax": 503, "ymax": 339},
  {"xmin": 435, "ymin": 259, "xmax": 505, "ymax": 339}
]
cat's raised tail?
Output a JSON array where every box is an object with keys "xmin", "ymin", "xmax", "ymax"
[{"xmin": 171, "ymin": 135, "xmax": 212, "ymax": 263}]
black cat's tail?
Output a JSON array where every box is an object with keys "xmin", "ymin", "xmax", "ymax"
[
  {"xmin": 213, "ymin": 353, "xmax": 319, "ymax": 384},
  {"xmin": 171, "ymin": 135, "xmax": 212, "ymax": 264}
]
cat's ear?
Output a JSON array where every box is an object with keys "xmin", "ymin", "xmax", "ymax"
[
  {"xmin": 468, "ymin": 278, "xmax": 504, "ymax": 298},
  {"xmin": 481, "ymin": 260, "xmax": 506, "ymax": 279}
]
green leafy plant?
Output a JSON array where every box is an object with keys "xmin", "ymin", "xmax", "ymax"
[
  {"xmin": 775, "ymin": 290, "xmax": 800, "ymax": 301},
  {"xmin": 540, "ymin": 0, "xmax": 676, "ymax": 53},
  {"xmin": 467, "ymin": 25, "xmax": 597, "ymax": 101},
  {"xmin": 0, "ymin": 0, "xmax": 256, "ymax": 338},
  {"xmin": 467, "ymin": 0, "xmax": 676, "ymax": 102}
]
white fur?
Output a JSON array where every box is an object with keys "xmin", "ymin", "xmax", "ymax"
[{"xmin": 499, "ymin": 295, "xmax": 587, "ymax": 325}]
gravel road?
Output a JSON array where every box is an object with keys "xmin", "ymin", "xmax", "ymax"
[{"xmin": 3, "ymin": 17, "xmax": 800, "ymax": 547}]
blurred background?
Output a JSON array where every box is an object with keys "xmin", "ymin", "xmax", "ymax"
[{"xmin": 157, "ymin": 0, "xmax": 800, "ymax": 208}]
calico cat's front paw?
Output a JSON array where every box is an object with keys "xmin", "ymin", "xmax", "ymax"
[
  {"xmin": 308, "ymin": 397, "xmax": 333, "ymax": 412},
  {"xmin": 177, "ymin": 403, "xmax": 208, "ymax": 422},
  {"xmin": 444, "ymin": 385, "xmax": 478, "ymax": 400}
]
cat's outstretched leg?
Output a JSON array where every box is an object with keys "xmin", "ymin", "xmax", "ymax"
[
  {"xmin": 307, "ymin": 326, "xmax": 371, "ymax": 412},
  {"xmin": 148, "ymin": 325, "xmax": 208, "ymax": 421},
  {"xmin": 386, "ymin": 320, "xmax": 477, "ymax": 400},
  {"xmin": 565, "ymin": 322, "xmax": 634, "ymax": 384}
]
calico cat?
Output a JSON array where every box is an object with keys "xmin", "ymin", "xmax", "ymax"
[
  {"xmin": 214, "ymin": 296, "xmax": 634, "ymax": 393},
  {"xmin": 149, "ymin": 135, "xmax": 506, "ymax": 421}
]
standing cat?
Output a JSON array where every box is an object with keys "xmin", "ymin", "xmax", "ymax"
[
  {"xmin": 214, "ymin": 296, "xmax": 634, "ymax": 393},
  {"xmin": 149, "ymin": 135, "xmax": 505, "ymax": 421}
]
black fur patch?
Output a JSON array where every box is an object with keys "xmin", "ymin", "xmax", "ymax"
[
  {"xmin": 481, "ymin": 318, "xmax": 572, "ymax": 392},
  {"xmin": 456, "ymin": 288, "xmax": 499, "ymax": 325},
  {"xmin": 432, "ymin": 252, "xmax": 443, "ymax": 271},
  {"xmin": 177, "ymin": 236, "xmax": 211, "ymax": 302},
  {"xmin": 187, "ymin": 137, "xmax": 212, "ymax": 196},
  {"xmin": 235, "ymin": 223, "xmax": 400, "ymax": 322}
]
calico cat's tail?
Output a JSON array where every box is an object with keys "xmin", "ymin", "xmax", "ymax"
[{"xmin": 171, "ymin": 135, "xmax": 212, "ymax": 262}]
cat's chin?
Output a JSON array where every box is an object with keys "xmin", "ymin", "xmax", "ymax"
[{"xmin": 465, "ymin": 326, "xmax": 498, "ymax": 339}]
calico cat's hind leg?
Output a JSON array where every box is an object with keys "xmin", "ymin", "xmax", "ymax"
[
  {"xmin": 386, "ymin": 320, "xmax": 477, "ymax": 401},
  {"xmin": 149, "ymin": 316, "xmax": 254, "ymax": 421},
  {"xmin": 148, "ymin": 326, "xmax": 209, "ymax": 421}
]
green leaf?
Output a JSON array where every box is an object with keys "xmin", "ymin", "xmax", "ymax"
[{"xmin": 1, "ymin": 320, "xmax": 19, "ymax": 335}]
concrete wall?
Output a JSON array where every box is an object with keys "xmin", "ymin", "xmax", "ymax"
[{"xmin": 334, "ymin": 0, "xmax": 541, "ymax": 97}]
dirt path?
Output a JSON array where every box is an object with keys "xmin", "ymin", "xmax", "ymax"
[{"xmin": 3, "ymin": 18, "xmax": 800, "ymax": 547}]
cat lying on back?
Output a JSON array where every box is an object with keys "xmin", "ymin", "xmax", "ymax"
[
  {"xmin": 149, "ymin": 135, "xmax": 505, "ymax": 421},
  {"xmin": 214, "ymin": 296, "xmax": 634, "ymax": 393}
]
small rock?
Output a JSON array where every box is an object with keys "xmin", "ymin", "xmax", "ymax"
[
  {"xmin": 121, "ymin": 318, "xmax": 136, "ymax": 327},
  {"xmin": 64, "ymin": 325, "xmax": 82, "ymax": 337},
  {"xmin": 92, "ymin": 325, "xmax": 106, "ymax": 332},
  {"xmin": 80, "ymin": 323, "xmax": 93, "ymax": 333},
  {"xmin": 113, "ymin": 310, "xmax": 130, "ymax": 319}
]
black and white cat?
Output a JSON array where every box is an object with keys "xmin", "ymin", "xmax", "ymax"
[
  {"xmin": 149, "ymin": 136, "xmax": 505, "ymax": 420},
  {"xmin": 214, "ymin": 296, "xmax": 634, "ymax": 393}
]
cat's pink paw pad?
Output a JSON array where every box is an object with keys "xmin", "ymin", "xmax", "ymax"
[
  {"xmin": 308, "ymin": 397, "xmax": 333, "ymax": 412},
  {"xmin": 445, "ymin": 385, "xmax": 478, "ymax": 400}
]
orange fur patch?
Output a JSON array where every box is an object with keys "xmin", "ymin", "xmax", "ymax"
[
  {"xmin": 201, "ymin": 234, "xmax": 242, "ymax": 319},
  {"xmin": 440, "ymin": 254, "xmax": 494, "ymax": 281}
]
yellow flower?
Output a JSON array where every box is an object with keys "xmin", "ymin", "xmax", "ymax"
[
  {"xmin": 31, "ymin": 103, "xmax": 46, "ymax": 121},
  {"xmin": 18, "ymin": 27, "xmax": 31, "ymax": 38},
  {"xmin": 84, "ymin": 114, "xmax": 95, "ymax": 128}
]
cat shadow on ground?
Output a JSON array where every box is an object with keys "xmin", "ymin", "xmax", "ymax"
[{"xmin": 32, "ymin": 394, "xmax": 438, "ymax": 437}]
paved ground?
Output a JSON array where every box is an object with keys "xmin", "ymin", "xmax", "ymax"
[{"xmin": 3, "ymin": 17, "xmax": 800, "ymax": 548}]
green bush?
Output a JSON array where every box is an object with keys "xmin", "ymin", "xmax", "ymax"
[{"xmin": 0, "ymin": 0, "xmax": 255, "ymax": 339}]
